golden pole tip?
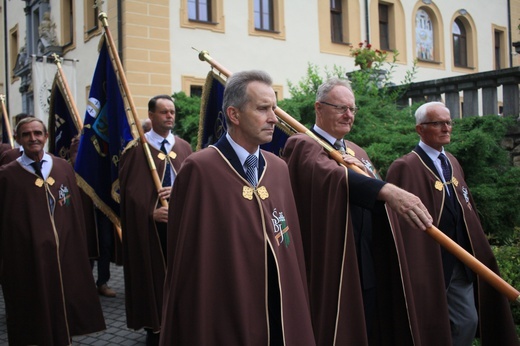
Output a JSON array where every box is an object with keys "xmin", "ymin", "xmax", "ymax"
[{"xmin": 198, "ymin": 50, "xmax": 210, "ymax": 62}]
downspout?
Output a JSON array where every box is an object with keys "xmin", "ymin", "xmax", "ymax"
[
  {"xmin": 117, "ymin": 0, "xmax": 123, "ymax": 65},
  {"xmin": 507, "ymin": 0, "xmax": 512, "ymax": 67},
  {"xmin": 3, "ymin": 0, "xmax": 8, "ymax": 101},
  {"xmin": 365, "ymin": 0, "xmax": 370, "ymax": 43}
]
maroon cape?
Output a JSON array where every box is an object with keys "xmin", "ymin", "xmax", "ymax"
[
  {"xmin": 0, "ymin": 143, "xmax": 11, "ymax": 157},
  {"xmin": 386, "ymin": 149, "xmax": 519, "ymax": 346},
  {"xmin": 283, "ymin": 133, "xmax": 418, "ymax": 346},
  {"xmin": 0, "ymin": 157, "xmax": 105, "ymax": 345},
  {"xmin": 119, "ymin": 137, "xmax": 192, "ymax": 331},
  {"xmin": 160, "ymin": 147, "xmax": 315, "ymax": 345}
]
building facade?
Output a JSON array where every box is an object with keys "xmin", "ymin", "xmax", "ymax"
[{"xmin": 0, "ymin": 0, "xmax": 515, "ymax": 125}]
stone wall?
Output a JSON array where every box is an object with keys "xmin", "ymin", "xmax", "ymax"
[{"xmin": 502, "ymin": 123, "xmax": 520, "ymax": 167}]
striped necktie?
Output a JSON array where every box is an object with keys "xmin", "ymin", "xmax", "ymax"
[{"xmin": 245, "ymin": 154, "xmax": 258, "ymax": 186}]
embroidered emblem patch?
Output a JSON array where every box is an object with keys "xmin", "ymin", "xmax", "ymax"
[
  {"xmin": 58, "ymin": 184, "xmax": 71, "ymax": 206},
  {"xmin": 271, "ymin": 209, "xmax": 291, "ymax": 247},
  {"xmin": 461, "ymin": 186, "xmax": 472, "ymax": 210}
]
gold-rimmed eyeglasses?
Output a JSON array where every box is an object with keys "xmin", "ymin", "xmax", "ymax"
[{"xmin": 320, "ymin": 101, "xmax": 358, "ymax": 115}]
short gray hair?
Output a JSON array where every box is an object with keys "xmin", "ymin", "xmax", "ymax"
[
  {"xmin": 15, "ymin": 117, "xmax": 47, "ymax": 138},
  {"xmin": 222, "ymin": 70, "xmax": 273, "ymax": 125},
  {"xmin": 316, "ymin": 77, "xmax": 353, "ymax": 102},
  {"xmin": 415, "ymin": 101, "xmax": 449, "ymax": 124}
]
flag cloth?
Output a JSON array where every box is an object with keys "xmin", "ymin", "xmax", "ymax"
[
  {"xmin": 31, "ymin": 55, "xmax": 76, "ymax": 128},
  {"xmin": 197, "ymin": 70, "xmax": 291, "ymax": 155},
  {"xmin": 1, "ymin": 110, "xmax": 9, "ymax": 145},
  {"xmin": 74, "ymin": 38, "xmax": 135, "ymax": 227},
  {"xmin": 48, "ymin": 73, "xmax": 81, "ymax": 163}
]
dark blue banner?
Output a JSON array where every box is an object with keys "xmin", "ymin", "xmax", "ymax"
[
  {"xmin": 197, "ymin": 71, "xmax": 289, "ymax": 155},
  {"xmin": 48, "ymin": 76, "xmax": 79, "ymax": 163},
  {"xmin": 74, "ymin": 38, "xmax": 134, "ymax": 226}
]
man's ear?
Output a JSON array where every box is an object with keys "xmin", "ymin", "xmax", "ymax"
[{"xmin": 227, "ymin": 107, "xmax": 240, "ymax": 125}]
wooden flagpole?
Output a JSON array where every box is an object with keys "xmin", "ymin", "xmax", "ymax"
[
  {"xmin": 99, "ymin": 12, "xmax": 168, "ymax": 207},
  {"xmin": 0, "ymin": 95, "xmax": 14, "ymax": 148},
  {"xmin": 197, "ymin": 50, "xmax": 368, "ymax": 176},
  {"xmin": 197, "ymin": 50, "xmax": 520, "ymax": 305}
]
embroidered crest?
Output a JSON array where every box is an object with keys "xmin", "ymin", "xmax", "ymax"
[
  {"xmin": 461, "ymin": 186, "xmax": 472, "ymax": 210},
  {"xmin": 271, "ymin": 208, "xmax": 291, "ymax": 247},
  {"xmin": 58, "ymin": 184, "xmax": 71, "ymax": 206}
]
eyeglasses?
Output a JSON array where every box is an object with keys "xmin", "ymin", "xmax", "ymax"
[
  {"xmin": 320, "ymin": 101, "xmax": 358, "ymax": 115},
  {"xmin": 420, "ymin": 121, "xmax": 453, "ymax": 128}
]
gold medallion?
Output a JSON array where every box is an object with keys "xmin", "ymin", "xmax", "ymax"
[
  {"xmin": 242, "ymin": 186, "xmax": 254, "ymax": 200},
  {"xmin": 257, "ymin": 186, "xmax": 269, "ymax": 200},
  {"xmin": 434, "ymin": 181, "xmax": 443, "ymax": 191},
  {"xmin": 158, "ymin": 152, "xmax": 166, "ymax": 160},
  {"xmin": 47, "ymin": 176, "xmax": 55, "ymax": 186},
  {"xmin": 35, "ymin": 178, "xmax": 44, "ymax": 187},
  {"xmin": 169, "ymin": 151, "xmax": 177, "ymax": 160}
]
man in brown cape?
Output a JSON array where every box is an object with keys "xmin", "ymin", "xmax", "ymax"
[
  {"xmin": 0, "ymin": 117, "xmax": 105, "ymax": 345},
  {"xmin": 160, "ymin": 70, "xmax": 315, "ymax": 345},
  {"xmin": 119, "ymin": 94, "xmax": 192, "ymax": 345},
  {"xmin": 386, "ymin": 102, "xmax": 519, "ymax": 346},
  {"xmin": 282, "ymin": 78, "xmax": 433, "ymax": 345}
]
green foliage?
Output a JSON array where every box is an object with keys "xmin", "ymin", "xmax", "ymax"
[
  {"xmin": 172, "ymin": 91, "xmax": 201, "ymax": 150},
  {"xmin": 447, "ymin": 116, "xmax": 520, "ymax": 241},
  {"xmin": 492, "ymin": 228, "xmax": 520, "ymax": 326},
  {"xmin": 279, "ymin": 63, "xmax": 347, "ymax": 126}
]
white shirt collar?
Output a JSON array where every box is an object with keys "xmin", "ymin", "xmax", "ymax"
[
  {"xmin": 145, "ymin": 129, "xmax": 176, "ymax": 151},
  {"xmin": 225, "ymin": 132, "xmax": 259, "ymax": 167},
  {"xmin": 313, "ymin": 125, "xmax": 341, "ymax": 146}
]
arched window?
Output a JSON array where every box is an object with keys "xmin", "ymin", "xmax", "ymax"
[
  {"xmin": 452, "ymin": 18, "xmax": 467, "ymax": 67},
  {"xmin": 415, "ymin": 9, "xmax": 434, "ymax": 61}
]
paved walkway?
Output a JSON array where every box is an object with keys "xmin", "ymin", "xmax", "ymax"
[{"xmin": 0, "ymin": 263, "xmax": 148, "ymax": 345}]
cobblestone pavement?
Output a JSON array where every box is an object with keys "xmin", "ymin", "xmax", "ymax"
[{"xmin": 0, "ymin": 263, "xmax": 148, "ymax": 345}]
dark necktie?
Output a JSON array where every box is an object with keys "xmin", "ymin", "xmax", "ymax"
[
  {"xmin": 438, "ymin": 153, "xmax": 452, "ymax": 182},
  {"xmin": 160, "ymin": 139, "xmax": 172, "ymax": 187},
  {"xmin": 245, "ymin": 154, "xmax": 258, "ymax": 186},
  {"xmin": 30, "ymin": 161, "xmax": 44, "ymax": 178},
  {"xmin": 438, "ymin": 153, "xmax": 455, "ymax": 200},
  {"xmin": 334, "ymin": 139, "xmax": 346, "ymax": 154}
]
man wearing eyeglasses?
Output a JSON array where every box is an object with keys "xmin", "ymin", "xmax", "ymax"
[
  {"xmin": 386, "ymin": 102, "xmax": 518, "ymax": 346},
  {"xmin": 282, "ymin": 78, "xmax": 433, "ymax": 345}
]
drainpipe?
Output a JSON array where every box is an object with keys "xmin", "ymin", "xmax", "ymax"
[
  {"xmin": 507, "ymin": 0, "xmax": 513, "ymax": 67},
  {"xmin": 3, "ymin": 0, "xmax": 8, "ymax": 101},
  {"xmin": 117, "ymin": 0, "xmax": 123, "ymax": 64},
  {"xmin": 365, "ymin": 0, "xmax": 370, "ymax": 43}
]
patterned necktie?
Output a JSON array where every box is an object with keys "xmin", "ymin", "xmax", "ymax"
[
  {"xmin": 245, "ymin": 154, "xmax": 258, "ymax": 186},
  {"xmin": 438, "ymin": 153, "xmax": 452, "ymax": 182},
  {"xmin": 160, "ymin": 139, "xmax": 172, "ymax": 187},
  {"xmin": 334, "ymin": 139, "xmax": 346, "ymax": 154},
  {"xmin": 30, "ymin": 160, "xmax": 44, "ymax": 178}
]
